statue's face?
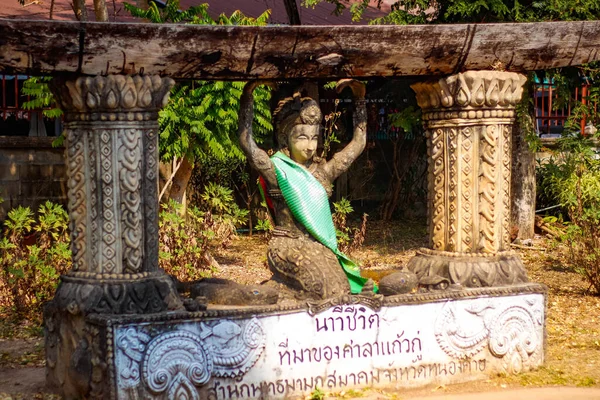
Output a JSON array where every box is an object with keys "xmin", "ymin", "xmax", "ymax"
[{"xmin": 288, "ymin": 124, "xmax": 319, "ymax": 165}]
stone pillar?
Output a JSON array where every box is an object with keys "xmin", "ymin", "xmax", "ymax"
[
  {"xmin": 44, "ymin": 75, "xmax": 183, "ymax": 398},
  {"xmin": 408, "ymin": 71, "xmax": 529, "ymax": 288}
]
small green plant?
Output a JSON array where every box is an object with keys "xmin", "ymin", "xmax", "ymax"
[
  {"xmin": 310, "ymin": 386, "xmax": 325, "ymax": 400},
  {"xmin": 159, "ymin": 200, "xmax": 215, "ymax": 281},
  {"xmin": 332, "ymin": 198, "xmax": 368, "ymax": 255},
  {"xmin": 0, "ymin": 202, "xmax": 70, "ymax": 321},
  {"xmin": 255, "ymin": 218, "xmax": 273, "ymax": 236}
]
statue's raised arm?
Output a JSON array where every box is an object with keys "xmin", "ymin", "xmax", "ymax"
[
  {"xmin": 238, "ymin": 81, "xmax": 277, "ymax": 187},
  {"xmin": 322, "ymin": 79, "xmax": 367, "ymax": 182}
]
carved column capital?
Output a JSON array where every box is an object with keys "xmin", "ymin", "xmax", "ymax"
[
  {"xmin": 408, "ymin": 71, "xmax": 528, "ymax": 289},
  {"xmin": 412, "ymin": 71, "xmax": 527, "ymax": 125},
  {"xmin": 52, "ymin": 75, "xmax": 174, "ymax": 121}
]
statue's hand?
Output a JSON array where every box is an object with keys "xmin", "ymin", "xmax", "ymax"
[
  {"xmin": 243, "ymin": 80, "xmax": 277, "ymax": 94},
  {"xmin": 336, "ymin": 79, "xmax": 366, "ymax": 99}
]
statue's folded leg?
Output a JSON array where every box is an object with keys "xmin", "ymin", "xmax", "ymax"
[{"xmin": 267, "ymin": 235, "xmax": 350, "ymax": 300}]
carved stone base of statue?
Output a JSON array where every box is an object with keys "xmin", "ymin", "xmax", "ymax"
[
  {"xmin": 70, "ymin": 283, "xmax": 545, "ymax": 400},
  {"xmin": 267, "ymin": 234, "xmax": 350, "ymax": 300},
  {"xmin": 407, "ymin": 248, "xmax": 528, "ymax": 289}
]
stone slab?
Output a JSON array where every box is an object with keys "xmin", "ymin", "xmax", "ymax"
[{"xmin": 96, "ymin": 284, "xmax": 546, "ymax": 400}]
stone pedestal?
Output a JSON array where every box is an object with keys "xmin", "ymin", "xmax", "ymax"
[
  {"xmin": 408, "ymin": 71, "xmax": 529, "ymax": 288},
  {"xmin": 44, "ymin": 75, "xmax": 183, "ymax": 398},
  {"xmin": 90, "ymin": 284, "xmax": 545, "ymax": 399}
]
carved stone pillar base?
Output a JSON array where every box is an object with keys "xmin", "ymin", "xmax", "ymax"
[
  {"xmin": 45, "ymin": 273, "xmax": 183, "ymax": 398},
  {"xmin": 408, "ymin": 248, "xmax": 527, "ymax": 289}
]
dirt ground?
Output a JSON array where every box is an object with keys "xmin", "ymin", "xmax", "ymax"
[{"xmin": 1, "ymin": 220, "xmax": 599, "ymax": 399}]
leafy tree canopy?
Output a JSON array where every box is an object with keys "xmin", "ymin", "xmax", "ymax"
[{"xmin": 124, "ymin": 1, "xmax": 273, "ymax": 164}]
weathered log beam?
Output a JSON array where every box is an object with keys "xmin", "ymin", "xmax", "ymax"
[{"xmin": 1, "ymin": 19, "xmax": 600, "ymax": 79}]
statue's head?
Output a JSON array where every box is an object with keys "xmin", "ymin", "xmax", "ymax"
[{"xmin": 274, "ymin": 93, "xmax": 322, "ymax": 165}]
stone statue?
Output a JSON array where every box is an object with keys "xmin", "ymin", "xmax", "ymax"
[{"xmin": 238, "ymin": 80, "xmax": 373, "ymax": 300}]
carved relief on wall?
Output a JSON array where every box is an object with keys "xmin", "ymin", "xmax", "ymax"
[
  {"xmin": 435, "ymin": 297, "xmax": 543, "ymax": 375},
  {"xmin": 113, "ymin": 318, "xmax": 267, "ymax": 398}
]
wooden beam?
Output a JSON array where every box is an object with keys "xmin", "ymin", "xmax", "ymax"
[{"xmin": 1, "ymin": 19, "xmax": 600, "ymax": 79}]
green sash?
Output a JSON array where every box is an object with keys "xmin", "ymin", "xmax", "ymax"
[{"xmin": 271, "ymin": 151, "xmax": 375, "ymax": 294}]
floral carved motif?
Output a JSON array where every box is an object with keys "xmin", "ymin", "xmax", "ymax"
[
  {"xmin": 52, "ymin": 75, "xmax": 173, "ymax": 121},
  {"xmin": 114, "ymin": 319, "xmax": 267, "ymax": 398},
  {"xmin": 478, "ymin": 124, "xmax": 498, "ymax": 253},
  {"xmin": 435, "ymin": 298, "xmax": 543, "ymax": 374},
  {"xmin": 142, "ymin": 331, "xmax": 213, "ymax": 400},
  {"xmin": 412, "ymin": 71, "xmax": 527, "ymax": 118}
]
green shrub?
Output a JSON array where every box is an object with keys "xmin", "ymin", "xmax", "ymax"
[
  {"xmin": 0, "ymin": 202, "xmax": 70, "ymax": 321},
  {"xmin": 159, "ymin": 183, "xmax": 249, "ymax": 281},
  {"xmin": 332, "ymin": 198, "xmax": 368, "ymax": 255},
  {"xmin": 537, "ymin": 133, "xmax": 600, "ymax": 294}
]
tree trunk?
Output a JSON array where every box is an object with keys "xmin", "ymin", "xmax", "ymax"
[
  {"xmin": 282, "ymin": 0, "xmax": 301, "ymax": 25},
  {"xmin": 168, "ymin": 157, "xmax": 194, "ymax": 204},
  {"xmin": 72, "ymin": 0, "xmax": 87, "ymax": 21},
  {"xmin": 93, "ymin": 0, "xmax": 108, "ymax": 21},
  {"xmin": 510, "ymin": 117, "xmax": 537, "ymax": 240}
]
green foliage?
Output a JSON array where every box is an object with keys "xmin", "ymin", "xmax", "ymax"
[
  {"xmin": 159, "ymin": 80, "xmax": 272, "ymax": 164},
  {"xmin": 124, "ymin": 0, "xmax": 273, "ymax": 202},
  {"xmin": 309, "ymin": 386, "xmax": 325, "ymax": 400},
  {"xmin": 537, "ymin": 132, "xmax": 600, "ymax": 294},
  {"xmin": 0, "ymin": 202, "xmax": 70, "ymax": 321},
  {"xmin": 159, "ymin": 200, "xmax": 216, "ymax": 281},
  {"xmin": 21, "ymin": 77, "xmax": 63, "ymax": 119},
  {"xmin": 255, "ymin": 218, "xmax": 272, "ymax": 234},
  {"xmin": 200, "ymin": 182, "xmax": 249, "ymax": 228},
  {"xmin": 332, "ymin": 198, "xmax": 368, "ymax": 254},
  {"xmin": 305, "ymin": 0, "xmax": 600, "ymax": 24},
  {"xmin": 159, "ymin": 183, "xmax": 249, "ymax": 280}
]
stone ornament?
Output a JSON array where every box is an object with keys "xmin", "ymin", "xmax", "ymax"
[
  {"xmin": 143, "ymin": 331, "xmax": 213, "ymax": 400},
  {"xmin": 114, "ymin": 318, "xmax": 266, "ymax": 398},
  {"xmin": 52, "ymin": 75, "xmax": 173, "ymax": 121},
  {"xmin": 200, "ymin": 318, "xmax": 267, "ymax": 378},
  {"xmin": 412, "ymin": 71, "xmax": 527, "ymax": 121},
  {"xmin": 408, "ymin": 71, "xmax": 529, "ymax": 289},
  {"xmin": 306, "ymin": 293, "xmax": 383, "ymax": 316},
  {"xmin": 435, "ymin": 297, "xmax": 543, "ymax": 375},
  {"xmin": 44, "ymin": 75, "xmax": 182, "ymax": 398}
]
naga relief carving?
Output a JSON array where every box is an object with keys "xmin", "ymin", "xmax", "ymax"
[{"xmin": 409, "ymin": 71, "xmax": 529, "ymax": 289}]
